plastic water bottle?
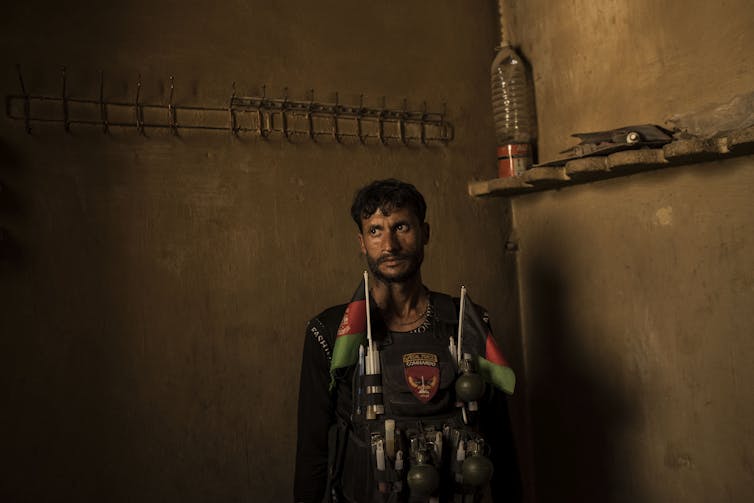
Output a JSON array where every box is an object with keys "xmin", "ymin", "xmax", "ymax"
[{"xmin": 491, "ymin": 44, "xmax": 537, "ymax": 177}]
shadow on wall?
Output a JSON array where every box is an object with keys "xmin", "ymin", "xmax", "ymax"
[
  {"xmin": 0, "ymin": 136, "xmax": 112, "ymax": 501},
  {"xmin": 525, "ymin": 256, "xmax": 642, "ymax": 503},
  {"xmin": 0, "ymin": 139, "xmax": 26, "ymax": 265}
]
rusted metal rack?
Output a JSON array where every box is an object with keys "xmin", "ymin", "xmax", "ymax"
[{"xmin": 5, "ymin": 67, "xmax": 454, "ymax": 146}]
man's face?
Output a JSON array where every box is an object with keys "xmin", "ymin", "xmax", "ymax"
[{"xmin": 358, "ymin": 206, "xmax": 429, "ymax": 284}]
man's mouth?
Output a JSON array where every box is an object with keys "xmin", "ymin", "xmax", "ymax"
[{"xmin": 379, "ymin": 256, "xmax": 406, "ymax": 266}]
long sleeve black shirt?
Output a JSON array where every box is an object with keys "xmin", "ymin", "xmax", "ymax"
[{"xmin": 293, "ymin": 301, "xmax": 522, "ymax": 503}]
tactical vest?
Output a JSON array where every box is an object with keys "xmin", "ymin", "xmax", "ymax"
[{"xmin": 328, "ymin": 293, "xmax": 493, "ymax": 503}]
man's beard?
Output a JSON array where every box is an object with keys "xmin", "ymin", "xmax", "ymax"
[{"xmin": 366, "ymin": 251, "xmax": 424, "ymax": 284}]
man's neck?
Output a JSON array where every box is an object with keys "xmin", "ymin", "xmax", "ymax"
[{"xmin": 370, "ymin": 274, "xmax": 429, "ymax": 326}]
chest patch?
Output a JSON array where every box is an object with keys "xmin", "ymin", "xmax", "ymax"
[{"xmin": 403, "ymin": 352, "xmax": 440, "ymax": 403}]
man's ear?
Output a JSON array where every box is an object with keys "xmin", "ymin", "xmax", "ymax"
[
  {"xmin": 357, "ymin": 232, "xmax": 366, "ymax": 255},
  {"xmin": 422, "ymin": 222, "xmax": 430, "ymax": 245}
]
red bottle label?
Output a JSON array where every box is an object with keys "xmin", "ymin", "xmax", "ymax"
[{"xmin": 497, "ymin": 143, "xmax": 531, "ymax": 178}]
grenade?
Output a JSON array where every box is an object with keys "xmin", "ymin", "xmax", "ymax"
[
  {"xmin": 461, "ymin": 453, "xmax": 494, "ymax": 487},
  {"xmin": 455, "ymin": 353, "xmax": 485, "ymax": 403},
  {"xmin": 407, "ymin": 450, "xmax": 439, "ymax": 496}
]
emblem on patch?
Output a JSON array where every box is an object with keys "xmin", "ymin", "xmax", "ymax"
[{"xmin": 403, "ymin": 352, "xmax": 440, "ymax": 403}]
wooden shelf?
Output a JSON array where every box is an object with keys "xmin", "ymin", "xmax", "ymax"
[{"xmin": 469, "ymin": 125, "xmax": 754, "ymax": 198}]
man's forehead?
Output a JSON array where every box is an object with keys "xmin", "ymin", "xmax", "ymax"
[{"xmin": 362, "ymin": 206, "xmax": 418, "ymax": 223}]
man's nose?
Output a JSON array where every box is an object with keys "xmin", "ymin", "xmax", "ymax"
[{"xmin": 383, "ymin": 230, "xmax": 401, "ymax": 252}]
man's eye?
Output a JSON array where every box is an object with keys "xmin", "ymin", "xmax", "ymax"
[
  {"xmin": 369, "ymin": 228, "xmax": 379, "ymax": 235},
  {"xmin": 396, "ymin": 224, "xmax": 408, "ymax": 231}
]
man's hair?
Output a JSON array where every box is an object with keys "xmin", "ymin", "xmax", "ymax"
[{"xmin": 350, "ymin": 179, "xmax": 427, "ymax": 231}]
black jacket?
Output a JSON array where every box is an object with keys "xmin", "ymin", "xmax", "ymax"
[{"xmin": 294, "ymin": 292, "xmax": 522, "ymax": 503}]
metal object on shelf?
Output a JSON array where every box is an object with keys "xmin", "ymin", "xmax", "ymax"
[
  {"xmin": 535, "ymin": 124, "xmax": 674, "ymax": 167},
  {"xmin": 5, "ymin": 66, "xmax": 454, "ymax": 146}
]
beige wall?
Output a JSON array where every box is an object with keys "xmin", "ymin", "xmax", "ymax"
[
  {"xmin": 510, "ymin": 0, "xmax": 754, "ymax": 162},
  {"xmin": 509, "ymin": 0, "xmax": 754, "ymax": 501},
  {"xmin": 0, "ymin": 1, "xmax": 519, "ymax": 501}
]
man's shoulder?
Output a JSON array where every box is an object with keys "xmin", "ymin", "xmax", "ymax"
[
  {"xmin": 304, "ymin": 303, "xmax": 349, "ymax": 362},
  {"xmin": 429, "ymin": 290, "xmax": 490, "ymax": 325},
  {"xmin": 308, "ymin": 303, "xmax": 349, "ymax": 328},
  {"xmin": 306, "ymin": 303, "xmax": 349, "ymax": 341}
]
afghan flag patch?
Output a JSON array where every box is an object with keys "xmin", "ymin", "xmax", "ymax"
[
  {"xmin": 329, "ymin": 277, "xmax": 368, "ymax": 390},
  {"xmin": 462, "ymin": 292, "xmax": 516, "ymax": 395}
]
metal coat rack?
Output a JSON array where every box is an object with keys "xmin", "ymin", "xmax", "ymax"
[{"xmin": 5, "ymin": 66, "xmax": 454, "ymax": 146}]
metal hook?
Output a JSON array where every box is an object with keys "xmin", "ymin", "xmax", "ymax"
[
  {"xmin": 398, "ymin": 97, "xmax": 408, "ymax": 145},
  {"xmin": 168, "ymin": 76, "xmax": 178, "ymax": 135},
  {"xmin": 99, "ymin": 70, "xmax": 109, "ymax": 133},
  {"xmin": 332, "ymin": 91, "xmax": 341, "ymax": 143},
  {"xmin": 61, "ymin": 66, "xmax": 69, "ymax": 132},
  {"xmin": 228, "ymin": 81, "xmax": 237, "ymax": 136},
  {"xmin": 419, "ymin": 100, "xmax": 427, "ymax": 146},
  {"xmin": 258, "ymin": 84, "xmax": 268, "ymax": 138},
  {"xmin": 306, "ymin": 88, "xmax": 316, "ymax": 142},
  {"xmin": 356, "ymin": 93, "xmax": 365, "ymax": 144},
  {"xmin": 281, "ymin": 86, "xmax": 291, "ymax": 141},
  {"xmin": 440, "ymin": 101, "xmax": 449, "ymax": 144},
  {"xmin": 15, "ymin": 64, "xmax": 31, "ymax": 134},
  {"xmin": 135, "ymin": 73, "xmax": 144, "ymax": 135},
  {"xmin": 377, "ymin": 96, "xmax": 387, "ymax": 145}
]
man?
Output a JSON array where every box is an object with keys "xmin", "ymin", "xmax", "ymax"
[{"xmin": 295, "ymin": 179, "xmax": 521, "ymax": 503}]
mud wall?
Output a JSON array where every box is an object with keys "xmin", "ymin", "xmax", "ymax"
[
  {"xmin": 0, "ymin": 2, "xmax": 516, "ymax": 501},
  {"xmin": 509, "ymin": 1, "xmax": 754, "ymax": 501}
]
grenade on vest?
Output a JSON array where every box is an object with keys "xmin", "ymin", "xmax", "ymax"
[
  {"xmin": 455, "ymin": 353, "xmax": 485, "ymax": 410},
  {"xmin": 407, "ymin": 438, "xmax": 440, "ymax": 497},
  {"xmin": 460, "ymin": 440, "xmax": 494, "ymax": 489}
]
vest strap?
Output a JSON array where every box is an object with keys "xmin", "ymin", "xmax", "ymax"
[
  {"xmin": 365, "ymin": 393, "xmax": 384, "ymax": 405},
  {"xmin": 363, "ymin": 374, "xmax": 382, "ymax": 387},
  {"xmin": 432, "ymin": 292, "xmax": 458, "ymax": 324}
]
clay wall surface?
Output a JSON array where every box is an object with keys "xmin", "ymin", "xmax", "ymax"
[
  {"xmin": 509, "ymin": 0, "xmax": 754, "ymax": 501},
  {"xmin": 0, "ymin": 2, "xmax": 515, "ymax": 501}
]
